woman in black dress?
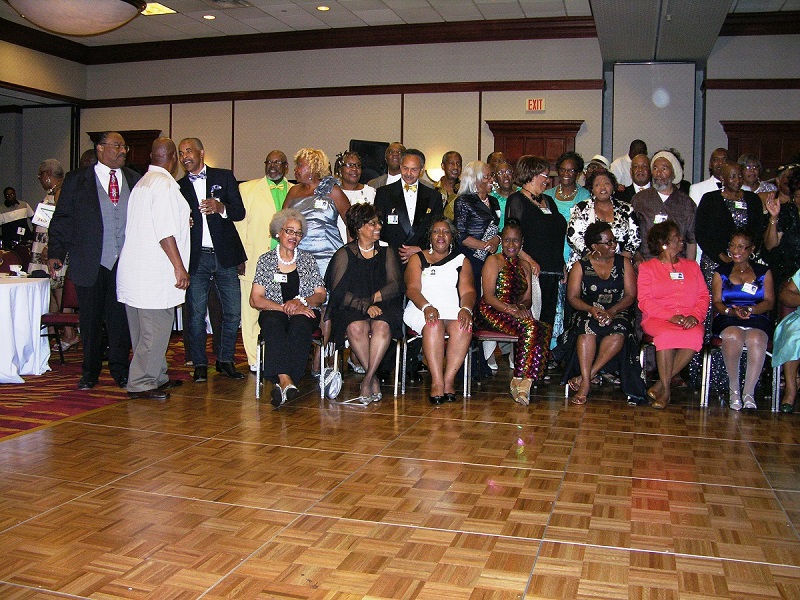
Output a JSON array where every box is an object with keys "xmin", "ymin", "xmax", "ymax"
[
  {"xmin": 504, "ymin": 155, "xmax": 564, "ymax": 329},
  {"xmin": 325, "ymin": 203, "xmax": 405, "ymax": 404}
]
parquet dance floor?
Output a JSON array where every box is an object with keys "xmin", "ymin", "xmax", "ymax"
[{"xmin": 0, "ymin": 360, "xmax": 799, "ymax": 599}]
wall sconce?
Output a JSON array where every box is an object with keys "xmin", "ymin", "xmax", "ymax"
[{"xmin": 6, "ymin": 0, "xmax": 147, "ymax": 36}]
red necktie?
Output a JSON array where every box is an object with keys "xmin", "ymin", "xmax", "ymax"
[{"xmin": 109, "ymin": 170, "xmax": 119, "ymax": 205}]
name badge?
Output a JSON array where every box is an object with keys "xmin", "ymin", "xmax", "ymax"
[
  {"xmin": 734, "ymin": 201, "xmax": 747, "ymax": 210},
  {"xmin": 17, "ymin": 226, "xmax": 26, "ymax": 236},
  {"xmin": 654, "ymin": 213, "xmax": 668, "ymax": 224},
  {"xmin": 539, "ymin": 207, "xmax": 552, "ymax": 215},
  {"xmin": 387, "ymin": 214, "xmax": 399, "ymax": 225},
  {"xmin": 423, "ymin": 268, "xmax": 436, "ymax": 276},
  {"xmin": 670, "ymin": 272, "xmax": 684, "ymax": 280},
  {"xmin": 742, "ymin": 282, "xmax": 758, "ymax": 295},
  {"xmin": 495, "ymin": 209, "xmax": 501, "ymax": 218},
  {"xmin": 314, "ymin": 199, "xmax": 328, "ymax": 210},
  {"xmin": 273, "ymin": 273, "xmax": 288, "ymax": 283}
]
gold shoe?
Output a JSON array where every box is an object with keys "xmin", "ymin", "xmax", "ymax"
[
  {"xmin": 510, "ymin": 377, "xmax": 523, "ymax": 400},
  {"xmin": 515, "ymin": 378, "xmax": 532, "ymax": 406}
]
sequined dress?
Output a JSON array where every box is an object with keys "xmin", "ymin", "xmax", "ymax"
[
  {"xmin": 291, "ymin": 176, "xmax": 343, "ymax": 277},
  {"xmin": 475, "ymin": 256, "xmax": 551, "ymax": 380}
]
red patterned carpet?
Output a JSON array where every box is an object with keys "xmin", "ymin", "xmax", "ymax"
[{"xmin": 0, "ymin": 334, "xmax": 247, "ymax": 440}]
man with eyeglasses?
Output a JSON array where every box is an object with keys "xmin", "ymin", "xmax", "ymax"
[
  {"xmin": 48, "ymin": 131, "xmax": 140, "ymax": 390},
  {"xmin": 178, "ymin": 137, "xmax": 247, "ymax": 383},
  {"xmin": 236, "ymin": 150, "xmax": 293, "ymax": 372}
]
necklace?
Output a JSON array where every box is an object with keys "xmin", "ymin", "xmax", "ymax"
[
  {"xmin": 556, "ymin": 185, "xmax": 577, "ymax": 201},
  {"xmin": 358, "ymin": 243, "xmax": 375, "ymax": 254},
  {"xmin": 277, "ymin": 248, "xmax": 298, "ymax": 266}
]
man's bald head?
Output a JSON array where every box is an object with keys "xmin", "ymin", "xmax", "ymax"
[{"xmin": 151, "ymin": 137, "xmax": 178, "ymax": 174}]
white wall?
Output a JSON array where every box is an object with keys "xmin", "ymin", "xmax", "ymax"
[
  {"xmin": 0, "ymin": 41, "xmax": 85, "ymax": 100},
  {"xmin": 19, "ymin": 106, "xmax": 71, "ymax": 210}
]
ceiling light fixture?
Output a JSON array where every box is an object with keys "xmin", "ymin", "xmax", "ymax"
[
  {"xmin": 203, "ymin": 14, "xmax": 216, "ymax": 20},
  {"xmin": 5, "ymin": 0, "xmax": 147, "ymax": 36},
  {"xmin": 142, "ymin": 2, "xmax": 175, "ymax": 16},
  {"xmin": 317, "ymin": 5, "xmax": 330, "ymax": 11}
]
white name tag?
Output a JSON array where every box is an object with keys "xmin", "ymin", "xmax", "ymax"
[
  {"xmin": 670, "ymin": 272, "xmax": 684, "ymax": 280},
  {"xmin": 387, "ymin": 214, "xmax": 399, "ymax": 225},
  {"xmin": 742, "ymin": 282, "xmax": 758, "ymax": 295},
  {"xmin": 495, "ymin": 209, "xmax": 501, "ymax": 218},
  {"xmin": 17, "ymin": 226, "xmax": 26, "ymax": 236},
  {"xmin": 539, "ymin": 207, "xmax": 552, "ymax": 215},
  {"xmin": 314, "ymin": 199, "xmax": 328, "ymax": 210},
  {"xmin": 423, "ymin": 269, "xmax": 436, "ymax": 277},
  {"xmin": 654, "ymin": 213, "xmax": 668, "ymax": 224},
  {"xmin": 273, "ymin": 273, "xmax": 288, "ymax": 283},
  {"xmin": 32, "ymin": 203, "xmax": 55, "ymax": 228},
  {"xmin": 734, "ymin": 201, "xmax": 747, "ymax": 210}
]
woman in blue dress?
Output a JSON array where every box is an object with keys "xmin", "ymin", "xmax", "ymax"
[
  {"xmin": 711, "ymin": 229, "xmax": 775, "ymax": 410},
  {"xmin": 773, "ymin": 268, "xmax": 800, "ymax": 412}
]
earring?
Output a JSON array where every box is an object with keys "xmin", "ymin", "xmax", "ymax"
[
  {"xmin": 727, "ymin": 250, "xmax": 732, "ymax": 257},
  {"xmin": 749, "ymin": 252, "xmax": 756, "ymax": 260},
  {"xmin": 662, "ymin": 245, "xmax": 667, "ymax": 250},
  {"xmin": 449, "ymin": 243, "xmax": 453, "ymax": 253},
  {"xmin": 428, "ymin": 244, "xmax": 434, "ymax": 254},
  {"xmin": 590, "ymin": 249, "xmax": 600, "ymax": 258}
]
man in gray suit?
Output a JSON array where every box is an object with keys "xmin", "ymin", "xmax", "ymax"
[{"xmin": 368, "ymin": 142, "xmax": 405, "ymax": 189}]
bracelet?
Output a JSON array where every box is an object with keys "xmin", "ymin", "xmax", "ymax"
[
  {"xmin": 459, "ymin": 306, "xmax": 473, "ymax": 316},
  {"xmin": 295, "ymin": 295, "xmax": 308, "ymax": 307},
  {"xmin": 724, "ymin": 307, "xmax": 731, "ymax": 315},
  {"xmin": 421, "ymin": 303, "xmax": 432, "ymax": 312},
  {"xmin": 770, "ymin": 219, "xmax": 777, "ymax": 225}
]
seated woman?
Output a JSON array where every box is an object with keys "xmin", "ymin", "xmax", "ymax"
[
  {"xmin": 404, "ymin": 218, "xmax": 476, "ymax": 405},
  {"xmin": 638, "ymin": 221, "xmax": 710, "ymax": 408},
  {"xmin": 250, "ymin": 209, "xmax": 327, "ymax": 408},
  {"xmin": 325, "ymin": 203, "xmax": 405, "ymax": 404},
  {"xmin": 711, "ymin": 228, "xmax": 775, "ymax": 410},
  {"xmin": 476, "ymin": 220, "xmax": 550, "ymax": 406},
  {"xmin": 556, "ymin": 221, "xmax": 644, "ymax": 405},
  {"xmin": 773, "ymin": 268, "xmax": 800, "ymax": 413}
]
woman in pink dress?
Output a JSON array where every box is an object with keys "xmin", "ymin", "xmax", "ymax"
[{"xmin": 638, "ymin": 220, "xmax": 710, "ymax": 408}]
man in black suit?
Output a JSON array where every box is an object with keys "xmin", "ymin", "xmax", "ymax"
[
  {"xmin": 48, "ymin": 131, "xmax": 139, "ymax": 390},
  {"xmin": 374, "ymin": 148, "xmax": 443, "ymax": 265},
  {"xmin": 616, "ymin": 153, "xmax": 651, "ymax": 203},
  {"xmin": 177, "ymin": 138, "xmax": 247, "ymax": 382}
]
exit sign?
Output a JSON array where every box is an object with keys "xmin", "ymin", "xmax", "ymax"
[{"xmin": 526, "ymin": 98, "xmax": 545, "ymax": 111}]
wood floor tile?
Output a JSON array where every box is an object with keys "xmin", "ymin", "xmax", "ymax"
[
  {"xmin": 382, "ymin": 419, "xmax": 577, "ymax": 471},
  {"xmin": 0, "ymin": 422, "xmax": 201, "ymax": 485},
  {"xmin": 0, "ymin": 488, "xmax": 297, "ymax": 599},
  {"xmin": 113, "ymin": 439, "xmax": 371, "ymax": 512},
  {"xmin": 205, "ymin": 515, "xmax": 540, "ymax": 599},
  {"xmin": 0, "ymin": 472, "xmax": 96, "ymax": 533},
  {"xmin": 216, "ymin": 409, "xmax": 420, "ymax": 455},
  {"xmin": 0, "ymin": 583, "xmax": 74, "ymax": 599},
  {"xmin": 309, "ymin": 456, "xmax": 561, "ymax": 538},
  {"xmin": 749, "ymin": 442, "xmax": 800, "ymax": 491},
  {"xmin": 566, "ymin": 430, "xmax": 770, "ymax": 487}
]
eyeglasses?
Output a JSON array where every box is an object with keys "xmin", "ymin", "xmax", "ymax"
[
  {"xmin": 596, "ymin": 239, "xmax": 617, "ymax": 246},
  {"xmin": 536, "ymin": 172, "xmax": 550, "ymax": 179},
  {"xmin": 343, "ymin": 162, "xmax": 362, "ymax": 169},
  {"xmin": 743, "ymin": 164, "xmax": 760, "ymax": 171},
  {"xmin": 364, "ymin": 219, "xmax": 381, "ymax": 227},
  {"xmin": 494, "ymin": 169, "xmax": 512, "ymax": 176},
  {"xmin": 265, "ymin": 160, "xmax": 287, "ymax": 166},
  {"xmin": 282, "ymin": 228, "xmax": 303, "ymax": 238},
  {"xmin": 101, "ymin": 143, "xmax": 129, "ymax": 152},
  {"xmin": 558, "ymin": 167, "xmax": 577, "ymax": 174}
]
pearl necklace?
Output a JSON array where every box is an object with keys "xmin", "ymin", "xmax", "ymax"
[
  {"xmin": 277, "ymin": 248, "xmax": 298, "ymax": 266},
  {"xmin": 358, "ymin": 243, "xmax": 375, "ymax": 254}
]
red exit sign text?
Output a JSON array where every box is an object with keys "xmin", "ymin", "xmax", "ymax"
[{"xmin": 526, "ymin": 98, "xmax": 545, "ymax": 111}]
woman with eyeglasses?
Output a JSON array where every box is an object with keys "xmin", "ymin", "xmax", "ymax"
[
  {"xmin": 250, "ymin": 209, "xmax": 326, "ymax": 408},
  {"xmin": 638, "ymin": 221, "xmax": 709, "ymax": 409},
  {"xmin": 556, "ymin": 221, "xmax": 644, "ymax": 405},
  {"xmin": 504, "ymin": 155, "xmax": 562, "ymax": 330},
  {"xmin": 711, "ymin": 229, "xmax": 775, "ymax": 410},
  {"xmin": 325, "ymin": 203, "xmax": 404, "ymax": 404},
  {"xmin": 334, "ymin": 151, "xmax": 376, "ymax": 249}
]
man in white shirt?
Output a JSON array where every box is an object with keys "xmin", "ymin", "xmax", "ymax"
[
  {"xmin": 610, "ymin": 139, "xmax": 648, "ymax": 190},
  {"xmin": 117, "ymin": 138, "xmax": 190, "ymax": 400},
  {"xmin": 689, "ymin": 147, "xmax": 729, "ymax": 206}
]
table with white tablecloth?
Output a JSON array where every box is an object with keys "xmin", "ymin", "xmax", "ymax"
[{"xmin": 0, "ymin": 277, "xmax": 51, "ymax": 383}]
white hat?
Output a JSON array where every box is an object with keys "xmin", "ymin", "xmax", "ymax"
[
  {"xmin": 651, "ymin": 151, "xmax": 683, "ymax": 184},
  {"xmin": 589, "ymin": 154, "xmax": 610, "ymax": 169}
]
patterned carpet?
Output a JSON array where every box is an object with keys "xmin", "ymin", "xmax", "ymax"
[{"xmin": 0, "ymin": 334, "xmax": 246, "ymax": 440}]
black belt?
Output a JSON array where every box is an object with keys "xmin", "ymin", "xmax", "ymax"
[{"xmin": 201, "ymin": 247, "xmax": 215, "ymax": 253}]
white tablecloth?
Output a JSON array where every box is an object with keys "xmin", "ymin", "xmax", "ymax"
[{"xmin": 0, "ymin": 277, "xmax": 51, "ymax": 383}]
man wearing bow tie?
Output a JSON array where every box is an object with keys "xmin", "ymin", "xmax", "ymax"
[
  {"xmin": 374, "ymin": 149, "xmax": 443, "ymax": 265},
  {"xmin": 48, "ymin": 132, "xmax": 140, "ymax": 390},
  {"xmin": 235, "ymin": 150, "xmax": 293, "ymax": 372},
  {"xmin": 178, "ymin": 138, "xmax": 247, "ymax": 383}
]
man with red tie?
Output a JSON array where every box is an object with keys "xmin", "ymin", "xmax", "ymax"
[{"xmin": 48, "ymin": 131, "xmax": 140, "ymax": 390}]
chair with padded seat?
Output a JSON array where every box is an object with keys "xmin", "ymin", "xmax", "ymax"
[
  {"xmin": 255, "ymin": 326, "xmax": 332, "ymax": 400},
  {"xmin": 40, "ymin": 277, "xmax": 80, "ymax": 364}
]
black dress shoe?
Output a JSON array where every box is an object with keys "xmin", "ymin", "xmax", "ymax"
[
  {"xmin": 216, "ymin": 361, "xmax": 245, "ymax": 379},
  {"xmin": 127, "ymin": 389, "xmax": 170, "ymax": 400},
  {"xmin": 193, "ymin": 366, "xmax": 208, "ymax": 382},
  {"xmin": 77, "ymin": 376, "xmax": 97, "ymax": 390},
  {"xmin": 116, "ymin": 376, "xmax": 128, "ymax": 388},
  {"xmin": 429, "ymin": 395, "xmax": 445, "ymax": 405},
  {"xmin": 158, "ymin": 379, "xmax": 184, "ymax": 390},
  {"xmin": 444, "ymin": 392, "xmax": 457, "ymax": 403}
]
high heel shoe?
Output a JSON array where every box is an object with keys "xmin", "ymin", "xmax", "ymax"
[
  {"xmin": 347, "ymin": 358, "xmax": 366, "ymax": 374},
  {"xmin": 729, "ymin": 390, "xmax": 742, "ymax": 411},
  {"xmin": 54, "ymin": 339, "xmax": 79, "ymax": 352},
  {"xmin": 742, "ymin": 393, "xmax": 757, "ymax": 410}
]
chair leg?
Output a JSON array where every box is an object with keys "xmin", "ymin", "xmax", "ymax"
[
  {"xmin": 393, "ymin": 339, "xmax": 400, "ymax": 397},
  {"xmin": 700, "ymin": 347, "xmax": 710, "ymax": 407},
  {"xmin": 463, "ymin": 348, "xmax": 470, "ymax": 398},
  {"xmin": 772, "ymin": 365, "xmax": 780, "ymax": 413},
  {"xmin": 255, "ymin": 338, "xmax": 262, "ymax": 400},
  {"xmin": 319, "ymin": 342, "xmax": 326, "ymax": 400},
  {"xmin": 401, "ymin": 340, "xmax": 407, "ymax": 395}
]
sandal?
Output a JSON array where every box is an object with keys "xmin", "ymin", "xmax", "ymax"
[
  {"xmin": 568, "ymin": 376, "xmax": 581, "ymax": 392},
  {"xmin": 646, "ymin": 384, "xmax": 661, "ymax": 402},
  {"xmin": 729, "ymin": 390, "xmax": 742, "ymax": 411},
  {"xmin": 570, "ymin": 394, "xmax": 587, "ymax": 405},
  {"xmin": 780, "ymin": 403, "xmax": 795, "ymax": 414},
  {"xmin": 515, "ymin": 379, "xmax": 532, "ymax": 406},
  {"xmin": 743, "ymin": 394, "xmax": 757, "ymax": 410}
]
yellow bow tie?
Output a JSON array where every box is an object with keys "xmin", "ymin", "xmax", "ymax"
[
  {"xmin": 404, "ymin": 184, "xmax": 417, "ymax": 192},
  {"xmin": 269, "ymin": 181, "xmax": 286, "ymax": 190}
]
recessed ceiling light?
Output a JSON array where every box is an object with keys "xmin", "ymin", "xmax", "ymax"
[
  {"xmin": 143, "ymin": 3, "xmax": 175, "ymax": 16},
  {"xmin": 203, "ymin": 14, "xmax": 216, "ymax": 20},
  {"xmin": 317, "ymin": 5, "xmax": 330, "ymax": 11}
]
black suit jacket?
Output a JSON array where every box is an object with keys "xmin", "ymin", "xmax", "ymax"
[
  {"xmin": 375, "ymin": 180, "xmax": 443, "ymax": 252},
  {"xmin": 49, "ymin": 165, "xmax": 141, "ymax": 287},
  {"xmin": 178, "ymin": 167, "xmax": 247, "ymax": 273}
]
